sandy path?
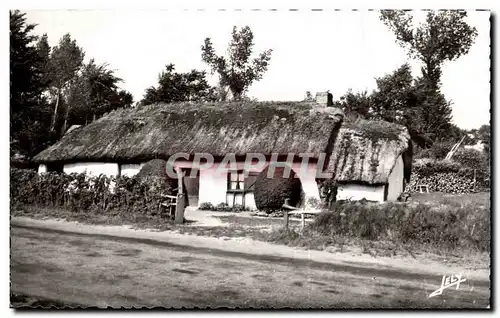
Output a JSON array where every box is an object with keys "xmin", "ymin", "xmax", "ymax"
[
  {"xmin": 11, "ymin": 216, "xmax": 490, "ymax": 282},
  {"xmin": 11, "ymin": 225, "xmax": 490, "ymax": 308}
]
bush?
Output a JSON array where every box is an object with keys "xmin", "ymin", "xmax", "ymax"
[
  {"xmin": 198, "ymin": 202, "xmax": 215, "ymax": 210},
  {"xmin": 10, "ymin": 168, "xmax": 174, "ymax": 218},
  {"xmin": 231, "ymin": 204, "xmax": 247, "ymax": 212},
  {"xmin": 253, "ymin": 166, "xmax": 303, "ymax": 212},
  {"xmin": 215, "ymin": 202, "xmax": 230, "ymax": 212},
  {"xmin": 304, "ymin": 201, "xmax": 490, "ymax": 252},
  {"xmin": 135, "ymin": 159, "xmax": 177, "ymax": 193},
  {"xmin": 198, "ymin": 202, "xmax": 248, "ymax": 212},
  {"xmin": 453, "ymin": 148, "xmax": 487, "ymax": 169}
]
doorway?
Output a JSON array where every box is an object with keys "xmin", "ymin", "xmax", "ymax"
[{"xmin": 181, "ymin": 168, "xmax": 200, "ymax": 207}]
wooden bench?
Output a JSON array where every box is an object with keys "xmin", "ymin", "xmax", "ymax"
[
  {"xmin": 282, "ymin": 199, "xmax": 322, "ymax": 231},
  {"xmin": 160, "ymin": 194, "xmax": 178, "ymax": 220}
]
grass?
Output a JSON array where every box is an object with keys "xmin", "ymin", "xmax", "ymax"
[
  {"xmin": 410, "ymin": 191, "xmax": 489, "ymax": 206},
  {"xmin": 11, "ymin": 192, "xmax": 491, "ymax": 263},
  {"xmin": 260, "ymin": 193, "xmax": 490, "ymax": 258},
  {"xmin": 11, "ymin": 205, "xmax": 176, "ymax": 232}
]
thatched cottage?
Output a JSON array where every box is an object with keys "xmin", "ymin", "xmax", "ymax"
[
  {"xmin": 33, "ymin": 100, "xmax": 411, "ymax": 208},
  {"xmin": 326, "ymin": 120, "xmax": 412, "ymax": 202}
]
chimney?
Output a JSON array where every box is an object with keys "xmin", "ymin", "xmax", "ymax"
[{"xmin": 315, "ymin": 91, "xmax": 333, "ymax": 107}]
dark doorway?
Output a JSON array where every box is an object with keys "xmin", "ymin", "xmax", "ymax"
[{"xmin": 182, "ymin": 168, "xmax": 200, "ymax": 207}]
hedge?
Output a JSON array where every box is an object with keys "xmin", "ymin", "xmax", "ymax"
[
  {"xmin": 253, "ymin": 166, "xmax": 303, "ymax": 212},
  {"xmin": 303, "ymin": 200, "xmax": 489, "ymax": 252},
  {"xmin": 10, "ymin": 168, "xmax": 175, "ymax": 218}
]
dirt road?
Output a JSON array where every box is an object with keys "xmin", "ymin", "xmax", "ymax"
[{"xmin": 11, "ymin": 224, "xmax": 490, "ymax": 309}]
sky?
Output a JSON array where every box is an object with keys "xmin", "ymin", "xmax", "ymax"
[{"xmin": 24, "ymin": 9, "xmax": 491, "ymax": 130}]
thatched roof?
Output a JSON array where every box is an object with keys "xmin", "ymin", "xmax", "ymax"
[
  {"xmin": 324, "ymin": 119, "xmax": 411, "ymax": 185},
  {"xmin": 34, "ymin": 102, "xmax": 344, "ymax": 163}
]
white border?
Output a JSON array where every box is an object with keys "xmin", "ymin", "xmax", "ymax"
[{"xmin": 1, "ymin": 0, "xmax": 497, "ymax": 317}]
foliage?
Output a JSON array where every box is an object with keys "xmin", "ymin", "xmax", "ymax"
[
  {"xmin": 10, "ymin": 10, "xmax": 134, "ymax": 160},
  {"xmin": 380, "ymin": 10, "xmax": 478, "ymax": 140},
  {"xmin": 380, "ymin": 11, "xmax": 478, "ymax": 74},
  {"xmin": 317, "ymin": 179, "xmax": 338, "ymax": 209},
  {"xmin": 414, "ymin": 140, "xmax": 456, "ymax": 160},
  {"xmin": 332, "ymin": 89, "xmax": 372, "ymax": 119},
  {"xmin": 453, "ymin": 148, "xmax": 488, "ymax": 169},
  {"xmin": 254, "ymin": 166, "xmax": 303, "ymax": 212},
  {"xmin": 65, "ymin": 59, "xmax": 132, "ymax": 130},
  {"xmin": 201, "ymin": 26, "xmax": 272, "ymax": 100},
  {"xmin": 478, "ymin": 124, "xmax": 490, "ymax": 156},
  {"xmin": 140, "ymin": 64, "xmax": 217, "ymax": 105},
  {"xmin": 267, "ymin": 200, "xmax": 490, "ymax": 254},
  {"xmin": 10, "ymin": 10, "xmax": 54, "ymax": 158},
  {"xmin": 215, "ymin": 202, "xmax": 230, "ymax": 211},
  {"xmin": 10, "ymin": 168, "xmax": 175, "ymax": 217},
  {"xmin": 303, "ymin": 91, "xmax": 314, "ymax": 102},
  {"xmin": 47, "ymin": 33, "xmax": 85, "ymax": 132},
  {"xmin": 198, "ymin": 202, "xmax": 248, "ymax": 212},
  {"xmin": 199, "ymin": 202, "xmax": 215, "ymax": 210}
]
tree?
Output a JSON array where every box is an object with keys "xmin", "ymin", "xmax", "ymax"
[
  {"xmin": 140, "ymin": 64, "xmax": 216, "ymax": 105},
  {"xmin": 380, "ymin": 10, "xmax": 477, "ymax": 139},
  {"xmin": 201, "ymin": 26, "xmax": 272, "ymax": 100},
  {"xmin": 333, "ymin": 65, "xmax": 434, "ymax": 148},
  {"xmin": 36, "ymin": 33, "xmax": 51, "ymax": 88},
  {"xmin": 332, "ymin": 90, "xmax": 373, "ymax": 120},
  {"xmin": 478, "ymin": 124, "xmax": 490, "ymax": 156},
  {"xmin": 303, "ymin": 91, "xmax": 314, "ymax": 102},
  {"xmin": 115, "ymin": 90, "xmax": 134, "ymax": 108},
  {"xmin": 48, "ymin": 33, "xmax": 85, "ymax": 132},
  {"xmin": 65, "ymin": 59, "xmax": 131, "ymax": 128},
  {"xmin": 10, "ymin": 10, "xmax": 52, "ymax": 157}
]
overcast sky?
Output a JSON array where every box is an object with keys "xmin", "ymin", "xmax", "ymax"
[{"xmin": 24, "ymin": 9, "xmax": 490, "ymax": 130}]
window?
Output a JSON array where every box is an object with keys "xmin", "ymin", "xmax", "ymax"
[
  {"xmin": 228, "ymin": 170, "xmax": 245, "ymax": 190},
  {"xmin": 46, "ymin": 163, "xmax": 63, "ymax": 173},
  {"xmin": 226, "ymin": 170, "xmax": 260, "ymax": 207}
]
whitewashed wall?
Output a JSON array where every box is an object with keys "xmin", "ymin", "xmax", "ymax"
[
  {"xmin": 244, "ymin": 192, "xmax": 257, "ymax": 210},
  {"xmin": 63, "ymin": 162, "xmax": 120, "ymax": 177},
  {"xmin": 174, "ymin": 159, "xmax": 321, "ymax": 210},
  {"xmin": 336, "ymin": 183, "xmax": 385, "ymax": 202},
  {"xmin": 198, "ymin": 167, "xmax": 228, "ymax": 206},
  {"xmin": 120, "ymin": 163, "xmax": 144, "ymax": 177},
  {"xmin": 387, "ymin": 155, "xmax": 404, "ymax": 201},
  {"xmin": 38, "ymin": 164, "xmax": 47, "ymax": 173}
]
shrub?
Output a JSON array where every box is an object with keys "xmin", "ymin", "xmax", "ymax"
[
  {"xmin": 254, "ymin": 166, "xmax": 303, "ymax": 212},
  {"xmin": 199, "ymin": 202, "xmax": 247, "ymax": 212},
  {"xmin": 231, "ymin": 204, "xmax": 247, "ymax": 212},
  {"xmin": 215, "ymin": 202, "xmax": 230, "ymax": 212},
  {"xmin": 453, "ymin": 148, "xmax": 490, "ymax": 188},
  {"xmin": 304, "ymin": 200, "xmax": 490, "ymax": 253},
  {"xmin": 429, "ymin": 141, "xmax": 457, "ymax": 160},
  {"xmin": 10, "ymin": 168, "xmax": 174, "ymax": 218},
  {"xmin": 135, "ymin": 159, "xmax": 177, "ymax": 193},
  {"xmin": 453, "ymin": 148, "xmax": 487, "ymax": 169},
  {"xmin": 199, "ymin": 202, "xmax": 215, "ymax": 210}
]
